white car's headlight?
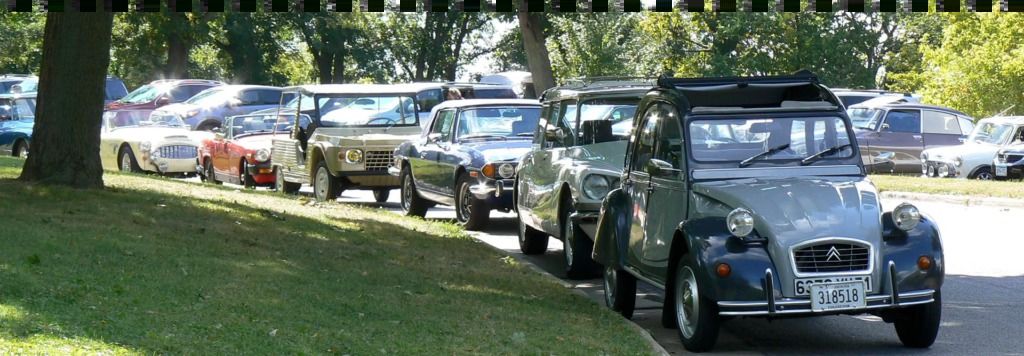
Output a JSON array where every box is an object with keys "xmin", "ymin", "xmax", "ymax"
[
  {"xmin": 186, "ymin": 109, "xmax": 200, "ymax": 118},
  {"xmin": 892, "ymin": 203, "xmax": 921, "ymax": 231},
  {"xmin": 581, "ymin": 174, "xmax": 610, "ymax": 200},
  {"xmin": 497, "ymin": 163, "xmax": 516, "ymax": 179},
  {"xmin": 344, "ymin": 149, "xmax": 363, "ymax": 163},
  {"xmin": 953, "ymin": 156, "xmax": 963, "ymax": 167},
  {"xmin": 726, "ymin": 208, "xmax": 755, "ymax": 237},
  {"xmin": 255, "ymin": 148, "xmax": 270, "ymax": 162},
  {"xmin": 139, "ymin": 141, "xmax": 152, "ymax": 152}
]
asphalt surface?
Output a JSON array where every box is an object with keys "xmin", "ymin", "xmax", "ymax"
[{"xmin": 209, "ymin": 180, "xmax": 1024, "ymax": 355}]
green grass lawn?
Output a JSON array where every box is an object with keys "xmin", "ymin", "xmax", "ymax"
[
  {"xmin": 869, "ymin": 174, "xmax": 1024, "ymax": 200},
  {"xmin": 0, "ymin": 157, "xmax": 654, "ymax": 354}
]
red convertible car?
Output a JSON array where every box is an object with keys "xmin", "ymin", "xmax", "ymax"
[{"xmin": 198, "ymin": 113, "xmax": 289, "ymax": 188}]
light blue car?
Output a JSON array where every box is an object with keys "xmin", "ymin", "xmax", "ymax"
[
  {"xmin": 0, "ymin": 93, "xmax": 36, "ymax": 158},
  {"xmin": 149, "ymin": 85, "xmax": 293, "ymax": 131}
]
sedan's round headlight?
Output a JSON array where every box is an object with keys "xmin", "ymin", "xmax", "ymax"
[
  {"xmin": 726, "ymin": 208, "xmax": 755, "ymax": 237},
  {"xmin": 581, "ymin": 174, "xmax": 610, "ymax": 200},
  {"xmin": 497, "ymin": 163, "xmax": 516, "ymax": 179},
  {"xmin": 344, "ymin": 149, "xmax": 363, "ymax": 163},
  {"xmin": 892, "ymin": 203, "xmax": 921, "ymax": 231},
  {"xmin": 953, "ymin": 156, "xmax": 963, "ymax": 167},
  {"xmin": 255, "ymin": 148, "xmax": 270, "ymax": 162}
]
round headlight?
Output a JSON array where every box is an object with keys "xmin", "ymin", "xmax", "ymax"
[
  {"xmin": 344, "ymin": 149, "xmax": 363, "ymax": 163},
  {"xmin": 139, "ymin": 141, "xmax": 152, "ymax": 152},
  {"xmin": 726, "ymin": 208, "xmax": 755, "ymax": 237},
  {"xmin": 497, "ymin": 163, "xmax": 516, "ymax": 179},
  {"xmin": 953, "ymin": 156, "xmax": 963, "ymax": 167},
  {"xmin": 255, "ymin": 148, "xmax": 271, "ymax": 162},
  {"xmin": 581, "ymin": 174, "xmax": 610, "ymax": 200},
  {"xmin": 892, "ymin": 203, "xmax": 921, "ymax": 231}
]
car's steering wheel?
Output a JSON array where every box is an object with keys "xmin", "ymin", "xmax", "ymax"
[{"xmin": 366, "ymin": 117, "xmax": 398, "ymax": 126}]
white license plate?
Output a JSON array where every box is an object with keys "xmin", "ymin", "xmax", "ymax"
[
  {"xmin": 794, "ymin": 275, "xmax": 871, "ymax": 296},
  {"xmin": 996, "ymin": 164, "xmax": 1008, "ymax": 177},
  {"xmin": 811, "ymin": 281, "xmax": 866, "ymax": 312}
]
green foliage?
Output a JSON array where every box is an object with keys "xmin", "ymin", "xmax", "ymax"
[
  {"xmin": 547, "ymin": 14, "xmax": 650, "ymax": 80},
  {"xmin": 915, "ymin": 13, "xmax": 1024, "ymax": 118},
  {"xmin": 0, "ymin": 13, "xmax": 45, "ymax": 75}
]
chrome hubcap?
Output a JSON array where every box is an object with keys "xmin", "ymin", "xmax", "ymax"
[
  {"xmin": 120, "ymin": 153, "xmax": 131, "ymax": 172},
  {"xmin": 978, "ymin": 172, "xmax": 993, "ymax": 180},
  {"xmin": 676, "ymin": 266, "xmax": 700, "ymax": 338},
  {"xmin": 458, "ymin": 183, "xmax": 472, "ymax": 223},
  {"xmin": 316, "ymin": 168, "xmax": 329, "ymax": 200},
  {"xmin": 18, "ymin": 144, "xmax": 28, "ymax": 158},
  {"xmin": 402, "ymin": 174, "xmax": 412, "ymax": 210},
  {"xmin": 563, "ymin": 219, "xmax": 574, "ymax": 267},
  {"xmin": 604, "ymin": 267, "xmax": 616, "ymax": 307}
]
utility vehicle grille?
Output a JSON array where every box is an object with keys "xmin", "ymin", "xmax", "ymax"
[
  {"xmin": 793, "ymin": 242, "xmax": 870, "ymax": 274},
  {"xmin": 364, "ymin": 150, "xmax": 392, "ymax": 172},
  {"xmin": 157, "ymin": 145, "xmax": 197, "ymax": 159}
]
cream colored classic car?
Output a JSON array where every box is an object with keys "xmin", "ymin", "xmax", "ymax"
[{"xmin": 100, "ymin": 111, "xmax": 211, "ymax": 175}]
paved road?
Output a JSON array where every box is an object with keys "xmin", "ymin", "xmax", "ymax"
[{"xmin": 219, "ymin": 181, "xmax": 1024, "ymax": 354}]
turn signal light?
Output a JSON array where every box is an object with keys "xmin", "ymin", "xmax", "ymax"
[
  {"xmin": 917, "ymin": 256, "xmax": 932, "ymax": 270},
  {"xmin": 481, "ymin": 164, "xmax": 496, "ymax": 178},
  {"xmin": 716, "ymin": 263, "xmax": 731, "ymax": 278}
]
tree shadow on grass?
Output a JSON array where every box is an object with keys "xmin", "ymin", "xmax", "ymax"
[{"xmin": 0, "ymin": 176, "xmax": 651, "ymax": 354}]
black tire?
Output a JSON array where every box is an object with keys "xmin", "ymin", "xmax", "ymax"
[
  {"xmin": 313, "ymin": 160, "xmax": 340, "ymax": 202},
  {"xmin": 673, "ymin": 256, "xmax": 720, "ymax": 352},
  {"xmin": 894, "ymin": 290, "xmax": 942, "ymax": 348},
  {"xmin": 517, "ymin": 212, "xmax": 549, "ymax": 255},
  {"xmin": 603, "ymin": 266, "xmax": 636, "ymax": 319},
  {"xmin": 274, "ymin": 167, "xmax": 301, "ymax": 194},
  {"xmin": 455, "ymin": 174, "xmax": 489, "ymax": 231},
  {"xmin": 118, "ymin": 146, "xmax": 142, "ymax": 173},
  {"xmin": 373, "ymin": 188, "xmax": 391, "ymax": 203},
  {"xmin": 399, "ymin": 167, "xmax": 429, "ymax": 217},
  {"xmin": 13, "ymin": 140, "xmax": 28, "ymax": 159},
  {"xmin": 562, "ymin": 205, "xmax": 600, "ymax": 279},
  {"xmin": 970, "ymin": 166, "xmax": 994, "ymax": 180},
  {"xmin": 204, "ymin": 159, "xmax": 221, "ymax": 185},
  {"xmin": 240, "ymin": 161, "xmax": 255, "ymax": 189}
]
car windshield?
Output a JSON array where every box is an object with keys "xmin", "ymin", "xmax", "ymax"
[
  {"xmin": 119, "ymin": 84, "xmax": 167, "ymax": 104},
  {"xmin": 185, "ymin": 88, "xmax": 230, "ymax": 106},
  {"xmin": 456, "ymin": 107, "xmax": 541, "ymax": 139},
  {"xmin": 690, "ymin": 116, "xmax": 854, "ymax": 164},
  {"xmin": 316, "ymin": 95, "xmax": 418, "ymax": 127},
  {"xmin": 0, "ymin": 80, "xmax": 19, "ymax": 94},
  {"xmin": 969, "ymin": 122, "xmax": 1014, "ymax": 145},
  {"xmin": 847, "ymin": 107, "xmax": 882, "ymax": 129},
  {"xmin": 13, "ymin": 98, "xmax": 35, "ymax": 120},
  {"xmin": 108, "ymin": 113, "xmax": 187, "ymax": 129},
  {"xmin": 228, "ymin": 115, "xmax": 291, "ymax": 138}
]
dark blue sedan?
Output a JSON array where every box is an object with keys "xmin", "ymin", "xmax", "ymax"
[
  {"xmin": 0, "ymin": 93, "xmax": 36, "ymax": 158},
  {"xmin": 391, "ymin": 99, "xmax": 541, "ymax": 230}
]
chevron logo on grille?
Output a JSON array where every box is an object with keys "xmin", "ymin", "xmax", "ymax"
[{"xmin": 825, "ymin": 246, "xmax": 842, "ymax": 262}]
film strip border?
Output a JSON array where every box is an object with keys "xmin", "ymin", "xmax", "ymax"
[{"xmin": 4, "ymin": 0, "xmax": 1023, "ymax": 11}]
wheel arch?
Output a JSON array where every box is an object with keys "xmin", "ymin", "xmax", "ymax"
[{"xmin": 968, "ymin": 164, "xmax": 992, "ymax": 179}]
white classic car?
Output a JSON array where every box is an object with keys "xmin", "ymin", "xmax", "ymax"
[
  {"xmin": 100, "ymin": 113, "xmax": 212, "ymax": 175},
  {"xmin": 921, "ymin": 116, "xmax": 1024, "ymax": 179}
]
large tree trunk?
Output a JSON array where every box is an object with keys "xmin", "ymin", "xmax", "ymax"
[
  {"xmin": 166, "ymin": 34, "xmax": 189, "ymax": 79},
  {"xmin": 517, "ymin": 11, "xmax": 555, "ymax": 94},
  {"xmin": 19, "ymin": 12, "xmax": 114, "ymax": 189}
]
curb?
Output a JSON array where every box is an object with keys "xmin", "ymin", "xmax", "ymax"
[
  {"xmin": 471, "ymin": 236, "xmax": 670, "ymax": 356},
  {"xmin": 880, "ymin": 191, "xmax": 1024, "ymax": 209}
]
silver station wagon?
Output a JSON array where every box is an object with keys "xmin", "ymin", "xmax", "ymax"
[
  {"xmin": 593, "ymin": 72, "xmax": 944, "ymax": 352},
  {"xmin": 515, "ymin": 80, "xmax": 650, "ymax": 279}
]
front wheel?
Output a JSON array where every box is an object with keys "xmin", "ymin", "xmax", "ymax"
[
  {"xmin": 119, "ymin": 146, "xmax": 142, "ymax": 173},
  {"xmin": 313, "ymin": 160, "xmax": 340, "ymax": 202},
  {"xmin": 894, "ymin": 290, "xmax": 942, "ymax": 348},
  {"xmin": 674, "ymin": 259, "xmax": 720, "ymax": 352},
  {"xmin": 971, "ymin": 167, "xmax": 994, "ymax": 180},
  {"xmin": 373, "ymin": 188, "xmax": 391, "ymax": 203},
  {"xmin": 205, "ymin": 159, "xmax": 221, "ymax": 185},
  {"xmin": 562, "ymin": 206, "xmax": 599, "ymax": 279},
  {"xmin": 240, "ymin": 161, "xmax": 255, "ymax": 189},
  {"xmin": 399, "ymin": 167, "xmax": 429, "ymax": 217},
  {"xmin": 455, "ymin": 174, "xmax": 489, "ymax": 231},
  {"xmin": 603, "ymin": 266, "xmax": 636, "ymax": 319},
  {"xmin": 14, "ymin": 140, "xmax": 28, "ymax": 159},
  {"xmin": 517, "ymin": 213, "xmax": 549, "ymax": 255},
  {"xmin": 275, "ymin": 167, "xmax": 301, "ymax": 194}
]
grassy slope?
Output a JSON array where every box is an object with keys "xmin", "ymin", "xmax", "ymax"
[
  {"xmin": 0, "ymin": 157, "xmax": 652, "ymax": 354},
  {"xmin": 869, "ymin": 174, "xmax": 1024, "ymax": 200}
]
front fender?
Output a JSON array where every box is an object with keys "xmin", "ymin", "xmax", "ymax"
[
  {"xmin": 880, "ymin": 212, "xmax": 944, "ymax": 293},
  {"xmin": 592, "ymin": 188, "xmax": 631, "ymax": 267},
  {"xmin": 681, "ymin": 217, "xmax": 776, "ymax": 303}
]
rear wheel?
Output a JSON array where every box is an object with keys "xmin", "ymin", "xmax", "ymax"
[
  {"xmin": 562, "ymin": 205, "xmax": 600, "ymax": 279},
  {"xmin": 274, "ymin": 167, "xmax": 301, "ymax": 194},
  {"xmin": 119, "ymin": 146, "xmax": 141, "ymax": 173},
  {"xmin": 603, "ymin": 266, "xmax": 636, "ymax": 319},
  {"xmin": 517, "ymin": 213, "xmax": 549, "ymax": 255},
  {"xmin": 313, "ymin": 160, "xmax": 340, "ymax": 202},
  {"xmin": 894, "ymin": 290, "xmax": 942, "ymax": 348},
  {"xmin": 674, "ymin": 258, "xmax": 720, "ymax": 352},
  {"xmin": 373, "ymin": 188, "xmax": 391, "ymax": 203},
  {"xmin": 205, "ymin": 159, "xmax": 221, "ymax": 185},
  {"xmin": 455, "ymin": 174, "xmax": 489, "ymax": 231},
  {"xmin": 13, "ymin": 140, "xmax": 28, "ymax": 159},
  {"xmin": 400, "ymin": 167, "xmax": 429, "ymax": 217}
]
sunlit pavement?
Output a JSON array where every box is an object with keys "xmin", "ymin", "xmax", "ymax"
[{"xmin": 196, "ymin": 178, "xmax": 1024, "ymax": 354}]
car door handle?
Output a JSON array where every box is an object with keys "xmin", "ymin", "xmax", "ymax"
[
  {"xmin": 957, "ymin": 137, "xmax": 965, "ymax": 143},
  {"xmin": 913, "ymin": 135, "xmax": 922, "ymax": 140}
]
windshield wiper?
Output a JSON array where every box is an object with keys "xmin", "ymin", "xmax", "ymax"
[
  {"xmin": 513, "ymin": 133, "xmax": 534, "ymax": 137},
  {"xmin": 461, "ymin": 134, "xmax": 507, "ymax": 141},
  {"xmin": 739, "ymin": 143, "xmax": 790, "ymax": 167},
  {"xmin": 800, "ymin": 144, "xmax": 853, "ymax": 165}
]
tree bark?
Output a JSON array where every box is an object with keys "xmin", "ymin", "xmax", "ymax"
[
  {"xmin": 19, "ymin": 12, "xmax": 114, "ymax": 189},
  {"xmin": 166, "ymin": 34, "xmax": 189, "ymax": 79},
  {"xmin": 517, "ymin": 10, "xmax": 555, "ymax": 94}
]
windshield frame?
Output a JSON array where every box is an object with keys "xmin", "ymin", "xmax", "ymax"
[
  {"xmin": 118, "ymin": 84, "xmax": 168, "ymax": 104},
  {"xmin": 310, "ymin": 93, "xmax": 420, "ymax": 128},
  {"xmin": 684, "ymin": 111, "xmax": 862, "ymax": 171}
]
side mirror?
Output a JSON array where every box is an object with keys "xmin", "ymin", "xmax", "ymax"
[
  {"xmin": 544, "ymin": 126, "xmax": 565, "ymax": 143},
  {"xmin": 427, "ymin": 132, "xmax": 443, "ymax": 143},
  {"xmin": 646, "ymin": 159, "xmax": 680, "ymax": 178},
  {"xmin": 880, "ymin": 123, "xmax": 890, "ymax": 132},
  {"xmin": 155, "ymin": 96, "xmax": 171, "ymax": 106},
  {"xmin": 228, "ymin": 98, "xmax": 242, "ymax": 107}
]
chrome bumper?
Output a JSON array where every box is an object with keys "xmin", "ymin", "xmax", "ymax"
[
  {"xmin": 469, "ymin": 179, "xmax": 513, "ymax": 198},
  {"xmin": 718, "ymin": 261, "xmax": 936, "ymax": 316},
  {"xmin": 387, "ymin": 165, "xmax": 401, "ymax": 176}
]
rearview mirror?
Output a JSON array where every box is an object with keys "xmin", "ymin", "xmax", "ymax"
[{"xmin": 646, "ymin": 159, "xmax": 680, "ymax": 178}]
